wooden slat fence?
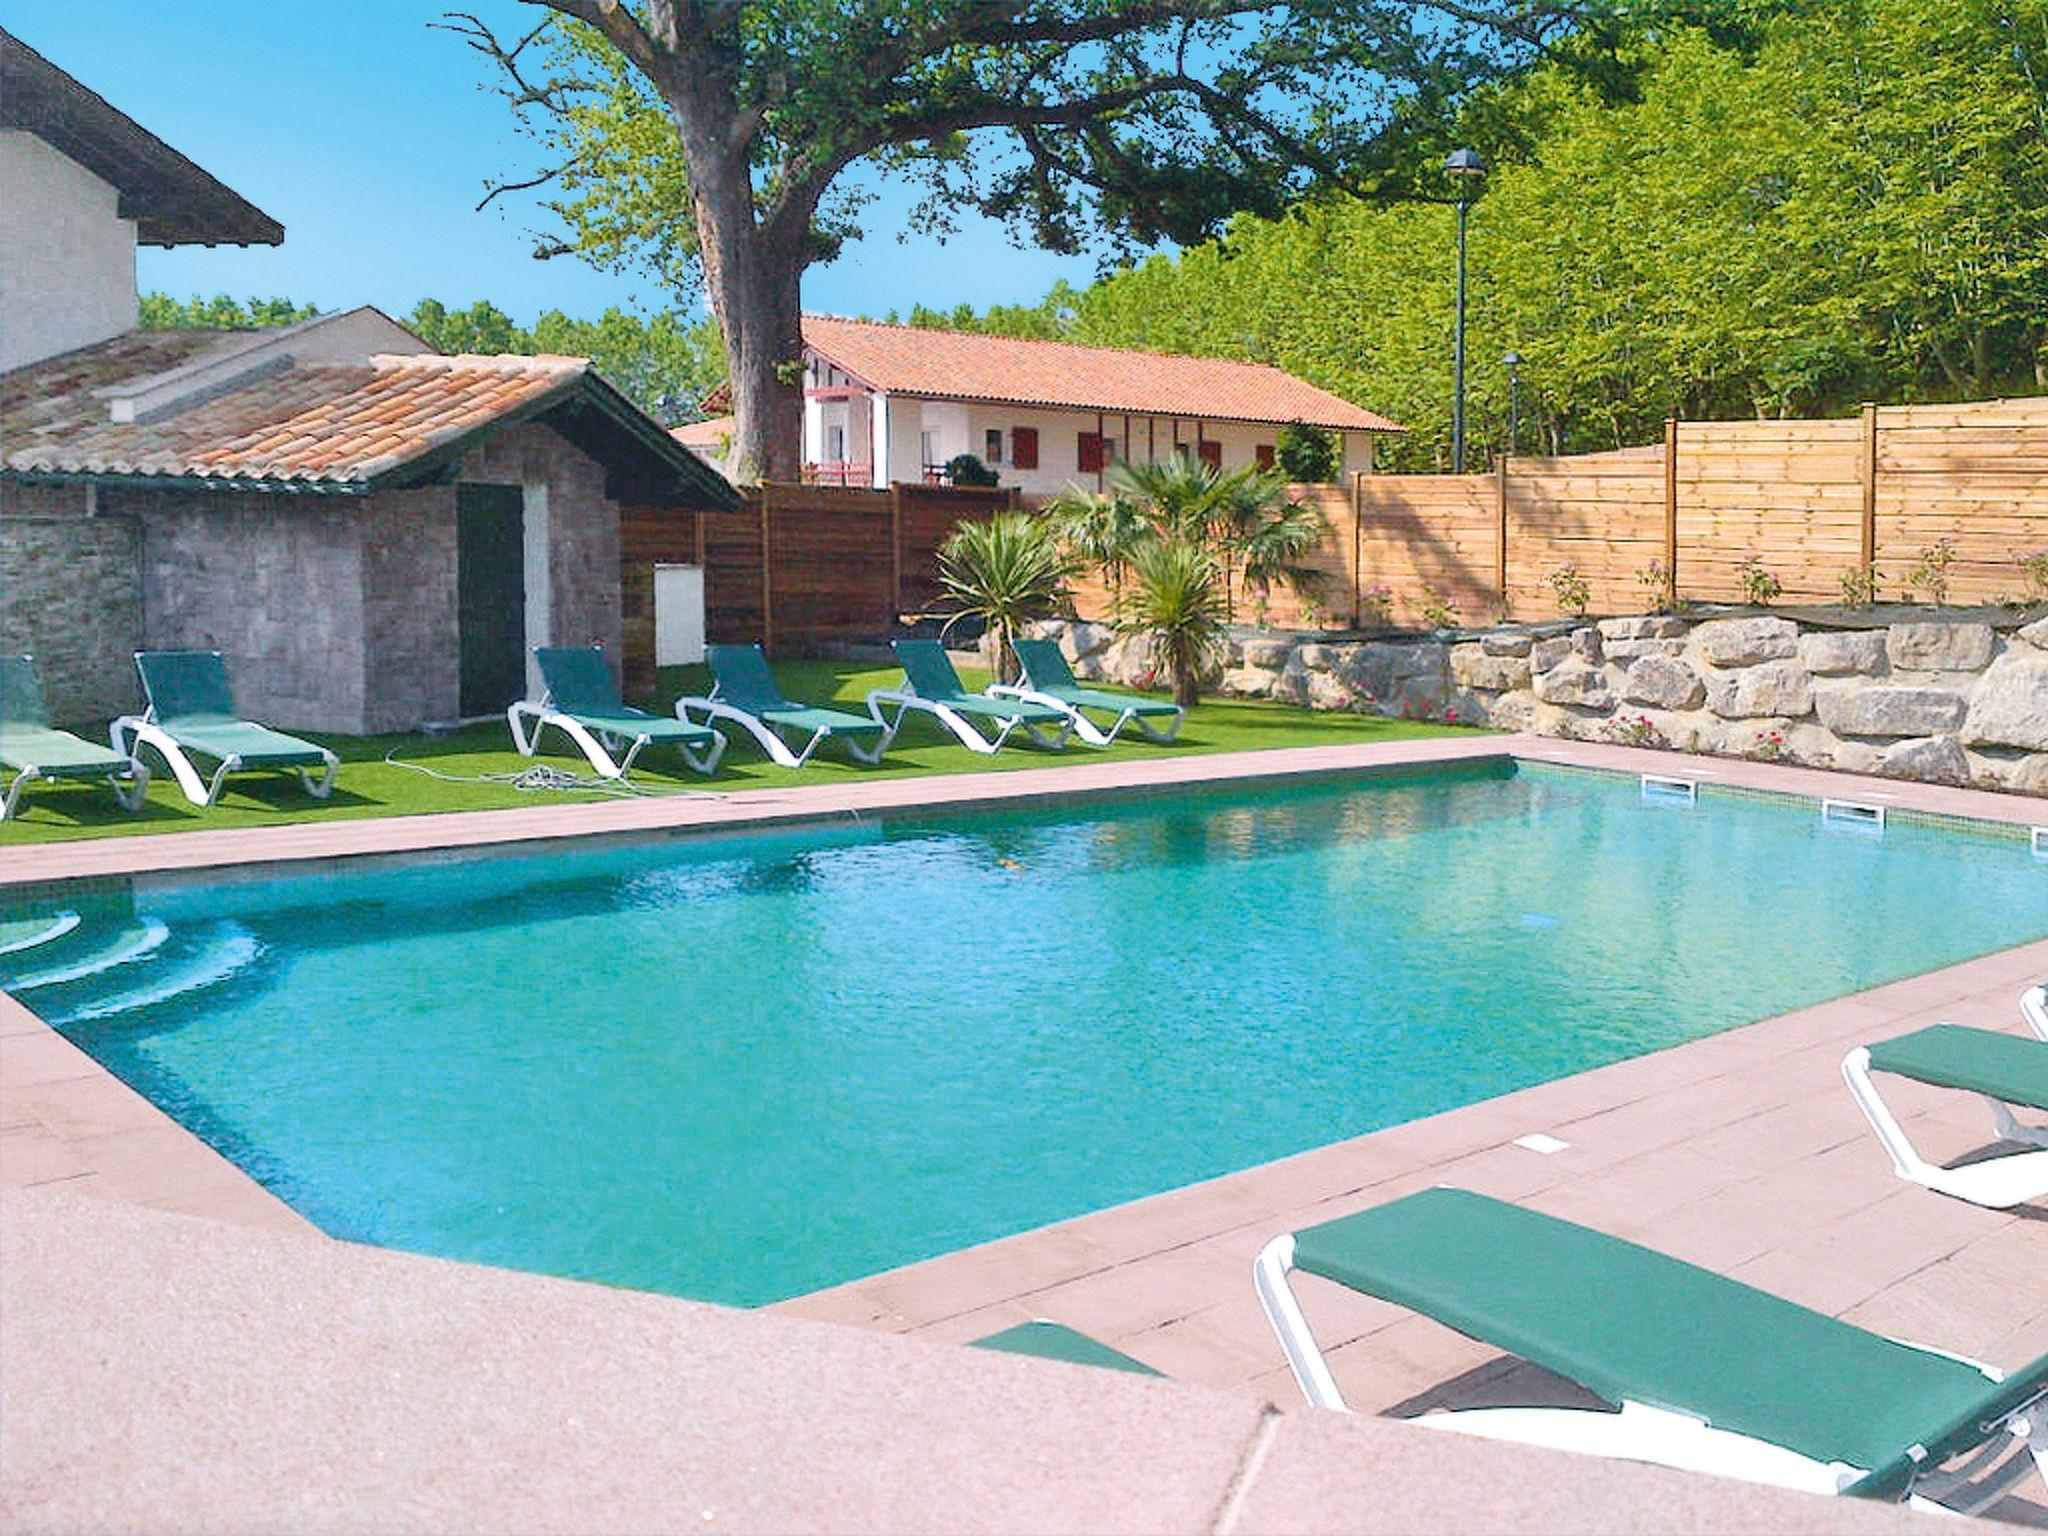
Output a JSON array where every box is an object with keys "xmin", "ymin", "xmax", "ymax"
[
  {"xmin": 619, "ymin": 482, "xmax": 1016, "ymax": 692},
  {"xmin": 1343, "ymin": 395, "xmax": 2047, "ymax": 624},
  {"xmin": 622, "ymin": 397, "xmax": 2045, "ymax": 695}
]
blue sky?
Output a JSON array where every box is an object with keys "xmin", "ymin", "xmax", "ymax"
[{"xmin": 4, "ymin": 2, "xmax": 1105, "ymax": 326}]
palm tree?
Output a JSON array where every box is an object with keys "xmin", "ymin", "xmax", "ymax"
[
  {"xmin": 1044, "ymin": 486, "xmax": 1149, "ymax": 595},
  {"xmin": 935, "ymin": 513, "xmax": 1075, "ymax": 681},
  {"xmin": 1119, "ymin": 537, "xmax": 1226, "ymax": 707}
]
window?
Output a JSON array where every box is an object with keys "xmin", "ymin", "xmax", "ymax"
[
  {"xmin": 1010, "ymin": 426, "xmax": 1039, "ymax": 470},
  {"xmin": 1255, "ymin": 443, "xmax": 1276, "ymax": 470},
  {"xmin": 920, "ymin": 430, "xmax": 938, "ymax": 466},
  {"xmin": 1077, "ymin": 432, "xmax": 1106, "ymax": 474},
  {"xmin": 1198, "ymin": 440, "xmax": 1223, "ymax": 471},
  {"xmin": 826, "ymin": 423, "xmax": 847, "ymax": 461},
  {"xmin": 985, "ymin": 428, "xmax": 1003, "ymax": 465}
]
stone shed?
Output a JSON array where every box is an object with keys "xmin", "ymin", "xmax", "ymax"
[{"xmin": 0, "ymin": 314, "xmax": 737, "ymax": 733}]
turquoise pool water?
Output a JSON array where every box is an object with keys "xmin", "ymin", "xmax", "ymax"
[{"xmin": 6, "ymin": 764, "xmax": 2044, "ymax": 1305}]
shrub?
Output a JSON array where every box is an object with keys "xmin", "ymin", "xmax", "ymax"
[
  {"xmin": 2018, "ymin": 548, "xmax": 2048, "ymax": 604},
  {"xmin": 1735, "ymin": 552, "xmax": 1782, "ymax": 606},
  {"xmin": 935, "ymin": 513, "xmax": 1073, "ymax": 680},
  {"xmin": 1549, "ymin": 562, "xmax": 1591, "ymax": 617},
  {"xmin": 1119, "ymin": 537, "xmax": 1227, "ymax": 707},
  {"xmin": 1357, "ymin": 582, "xmax": 1395, "ymax": 627},
  {"xmin": 1417, "ymin": 583, "xmax": 1461, "ymax": 630},
  {"xmin": 1903, "ymin": 538, "xmax": 1958, "ymax": 607},
  {"xmin": 1275, "ymin": 422, "xmax": 1340, "ymax": 483},
  {"xmin": 1609, "ymin": 713, "xmax": 1663, "ymax": 748},
  {"xmin": 1838, "ymin": 561, "xmax": 1881, "ymax": 608},
  {"xmin": 946, "ymin": 453, "xmax": 1000, "ymax": 488},
  {"xmin": 1635, "ymin": 559, "xmax": 1676, "ymax": 614}
]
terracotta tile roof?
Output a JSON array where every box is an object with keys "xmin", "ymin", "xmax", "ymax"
[
  {"xmin": 670, "ymin": 415, "xmax": 732, "ymax": 449},
  {"xmin": 2, "ymin": 340, "xmax": 587, "ymax": 489},
  {"xmin": 800, "ymin": 315, "xmax": 1403, "ymax": 433}
]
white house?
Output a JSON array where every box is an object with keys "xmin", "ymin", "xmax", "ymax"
[{"xmin": 686, "ymin": 315, "xmax": 1404, "ymax": 493}]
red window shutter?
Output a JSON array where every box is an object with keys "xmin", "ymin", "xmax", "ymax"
[
  {"xmin": 1011, "ymin": 427, "xmax": 1039, "ymax": 470},
  {"xmin": 1077, "ymin": 432, "xmax": 1104, "ymax": 474},
  {"xmin": 1198, "ymin": 440, "xmax": 1222, "ymax": 471},
  {"xmin": 1255, "ymin": 444, "xmax": 1276, "ymax": 470}
]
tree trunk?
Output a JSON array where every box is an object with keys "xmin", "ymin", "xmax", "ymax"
[
  {"xmin": 649, "ymin": 69, "xmax": 808, "ymax": 486},
  {"xmin": 711, "ymin": 250, "xmax": 805, "ymax": 485}
]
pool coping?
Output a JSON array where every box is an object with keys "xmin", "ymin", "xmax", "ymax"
[{"xmin": 2, "ymin": 733, "xmax": 2041, "ymax": 895}]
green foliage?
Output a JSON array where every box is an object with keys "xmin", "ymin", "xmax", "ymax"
[
  {"xmin": 1055, "ymin": 459, "xmax": 1328, "ymax": 618},
  {"xmin": 1904, "ymin": 537, "xmax": 1960, "ymax": 607},
  {"xmin": 139, "ymin": 293, "xmax": 319, "ymax": 330},
  {"xmin": 945, "ymin": 453, "xmax": 1001, "ymax": 488},
  {"xmin": 1735, "ymin": 552, "xmax": 1783, "ymax": 607},
  {"xmin": 935, "ymin": 514, "xmax": 1075, "ymax": 680},
  {"xmin": 1549, "ymin": 562, "xmax": 1591, "ymax": 617},
  {"xmin": 919, "ymin": 2, "xmax": 2048, "ymax": 465},
  {"xmin": 1119, "ymin": 538, "xmax": 1228, "ymax": 708},
  {"xmin": 1275, "ymin": 423, "xmax": 1340, "ymax": 483},
  {"xmin": 1838, "ymin": 561, "xmax": 1883, "ymax": 608},
  {"xmin": 141, "ymin": 291, "xmax": 726, "ymax": 423},
  {"xmin": 404, "ymin": 299, "xmax": 725, "ymax": 421}
]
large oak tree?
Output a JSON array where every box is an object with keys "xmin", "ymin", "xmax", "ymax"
[{"xmin": 447, "ymin": 1, "xmax": 1590, "ymax": 482}]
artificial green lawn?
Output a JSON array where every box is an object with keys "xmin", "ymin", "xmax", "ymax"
[{"xmin": 1, "ymin": 659, "xmax": 1473, "ymax": 845}]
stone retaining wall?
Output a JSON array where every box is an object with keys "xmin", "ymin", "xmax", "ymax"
[{"xmin": 1034, "ymin": 611, "xmax": 2048, "ymax": 794}]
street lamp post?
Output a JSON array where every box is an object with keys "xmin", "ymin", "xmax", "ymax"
[
  {"xmin": 1444, "ymin": 148, "xmax": 1486, "ymax": 473},
  {"xmin": 1502, "ymin": 349, "xmax": 1523, "ymax": 457}
]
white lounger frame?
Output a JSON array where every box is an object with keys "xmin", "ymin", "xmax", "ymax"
[
  {"xmin": 110, "ymin": 714, "xmax": 333, "ymax": 808},
  {"xmin": 1253, "ymin": 1233, "xmax": 2048, "ymax": 1511},
  {"xmin": 507, "ymin": 701, "xmax": 725, "ymax": 781},
  {"xmin": 1841, "ymin": 986, "xmax": 2048, "ymax": 1210},
  {"xmin": 3, "ymin": 756, "xmax": 149, "ymax": 820},
  {"xmin": 863, "ymin": 688, "xmax": 1074, "ymax": 755},
  {"xmin": 984, "ymin": 683, "xmax": 1184, "ymax": 748},
  {"xmin": 674, "ymin": 694, "xmax": 895, "ymax": 769}
]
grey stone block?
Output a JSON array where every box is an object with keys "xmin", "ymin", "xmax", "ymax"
[
  {"xmin": 1886, "ymin": 621, "xmax": 1994, "ymax": 672},
  {"xmin": 1704, "ymin": 660, "xmax": 1812, "ymax": 719},
  {"xmin": 1693, "ymin": 616, "xmax": 1799, "ymax": 666},
  {"xmin": 1798, "ymin": 630, "xmax": 1889, "ymax": 677},
  {"xmin": 1622, "ymin": 655, "xmax": 1705, "ymax": 711},
  {"xmin": 1959, "ymin": 650, "xmax": 2048, "ymax": 751},
  {"xmin": 1814, "ymin": 686, "xmax": 1967, "ymax": 739},
  {"xmin": 1879, "ymin": 735, "xmax": 1971, "ymax": 785}
]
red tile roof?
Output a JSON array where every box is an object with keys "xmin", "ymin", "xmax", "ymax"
[
  {"xmin": 2, "ymin": 340, "xmax": 587, "ymax": 488},
  {"xmin": 800, "ymin": 315, "xmax": 1403, "ymax": 433},
  {"xmin": 670, "ymin": 415, "xmax": 733, "ymax": 449}
]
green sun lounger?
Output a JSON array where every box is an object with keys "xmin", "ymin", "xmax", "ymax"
[
  {"xmin": 112, "ymin": 651, "xmax": 336, "ymax": 807},
  {"xmin": 1255, "ymin": 1187, "xmax": 2048, "ymax": 1509},
  {"xmin": 509, "ymin": 645, "xmax": 725, "ymax": 781},
  {"xmin": 2, "ymin": 655, "xmax": 148, "ymax": 820},
  {"xmin": 864, "ymin": 639, "xmax": 1073, "ymax": 755},
  {"xmin": 989, "ymin": 638, "xmax": 1184, "ymax": 747},
  {"xmin": 1843, "ymin": 996, "xmax": 2048, "ymax": 1208},
  {"xmin": 971, "ymin": 1321, "xmax": 1163, "ymax": 1377},
  {"xmin": 673, "ymin": 644, "xmax": 894, "ymax": 767}
]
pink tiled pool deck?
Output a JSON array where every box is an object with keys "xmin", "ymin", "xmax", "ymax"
[{"xmin": 2, "ymin": 736, "xmax": 2044, "ymax": 1530}]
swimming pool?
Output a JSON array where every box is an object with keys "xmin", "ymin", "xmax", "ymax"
[{"xmin": 5, "ymin": 762, "xmax": 2043, "ymax": 1305}]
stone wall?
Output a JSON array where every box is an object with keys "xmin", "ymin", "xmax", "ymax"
[
  {"xmin": 1037, "ymin": 610, "xmax": 2048, "ymax": 794},
  {"xmin": 117, "ymin": 487, "xmax": 370, "ymax": 733},
  {"xmin": 359, "ymin": 487, "xmax": 459, "ymax": 734},
  {"xmin": 0, "ymin": 483, "xmax": 142, "ymax": 723}
]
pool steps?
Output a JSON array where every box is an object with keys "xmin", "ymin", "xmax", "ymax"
[
  {"xmin": 1, "ymin": 915, "xmax": 261, "ymax": 1023},
  {"xmin": 0, "ymin": 910, "xmax": 82, "ymax": 956},
  {"xmin": 5, "ymin": 919, "xmax": 170, "ymax": 991},
  {"xmin": 48, "ymin": 925, "xmax": 260, "ymax": 1027}
]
